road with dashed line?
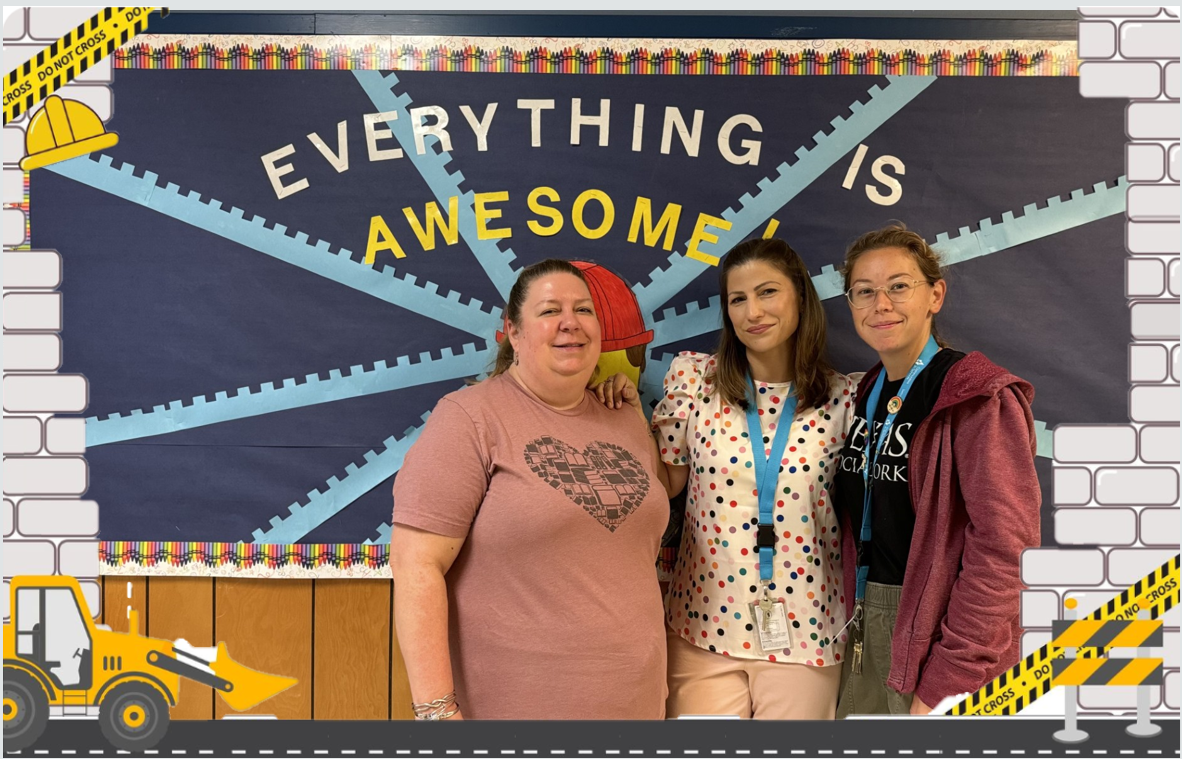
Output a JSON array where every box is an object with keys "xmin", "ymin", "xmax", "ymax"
[{"xmin": 5, "ymin": 717, "xmax": 1178, "ymax": 758}]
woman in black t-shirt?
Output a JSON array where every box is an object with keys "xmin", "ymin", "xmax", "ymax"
[{"xmin": 833, "ymin": 224, "xmax": 1040, "ymax": 717}]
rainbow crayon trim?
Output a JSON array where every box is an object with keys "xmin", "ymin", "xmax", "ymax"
[
  {"xmin": 100, "ymin": 541, "xmax": 391, "ymax": 577},
  {"xmin": 114, "ymin": 41, "xmax": 1077, "ymax": 76}
]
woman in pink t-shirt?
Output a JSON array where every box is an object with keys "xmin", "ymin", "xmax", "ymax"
[
  {"xmin": 599, "ymin": 238, "xmax": 858, "ymax": 719},
  {"xmin": 391, "ymin": 259, "xmax": 671, "ymax": 720}
]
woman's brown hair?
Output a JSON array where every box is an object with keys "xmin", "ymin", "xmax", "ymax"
[
  {"xmin": 707, "ymin": 238, "xmax": 835, "ymax": 412},
  {"xmin": 841, "ymin": 223, "xmax": 950, "ymax": 348},
  {"xmin": 489, "ymin": 258, "xmax": 592, "ymax": 378}
]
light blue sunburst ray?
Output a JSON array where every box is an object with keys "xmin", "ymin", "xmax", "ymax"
[
  {"xmin": 353, "ymin": 70, "xmax": 519, "ymax": 300},
  {"xmin": 86, "ymin": 344, "xmax": 491, "ymax": 447},
  {"xmin": 648, "ymin": 176, "xmax": 1129, "ymax": 349},
  {"xmin": 45, "ymin": 155, "xmax": 502, "ymax": 338},
  {"xmin": 250, "ymin": 412, "xmax": 431, "ymax": 544},
  {"xmin": 632, "ymin": 75, "xmax": 937, "ymax": 315}
]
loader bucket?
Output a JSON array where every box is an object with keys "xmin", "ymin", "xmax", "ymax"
[{"xmin": 208, "ymin": 642, "xmax": 298, "ymax": 711}]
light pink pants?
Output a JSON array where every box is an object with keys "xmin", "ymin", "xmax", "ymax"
[{"xmin": 666, "ymin": 629, "xmax": 840, "ymax": 719}]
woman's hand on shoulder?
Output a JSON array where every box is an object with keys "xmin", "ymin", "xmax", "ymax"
[{"xmin": 594, "ymin": 372, "xmax": 644, "ymax": 413}]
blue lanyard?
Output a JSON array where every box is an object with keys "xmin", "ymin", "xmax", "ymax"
[
  {"xmin": 744, "ymin": 376, "xmax": 796, "ymax": 583},
  {"xmin": 855, "ymin": 336, "xmax": 940, "ymax": 601}
]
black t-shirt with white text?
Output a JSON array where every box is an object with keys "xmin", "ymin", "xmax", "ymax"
[{"xmin": 834, "ymin": 349, "xmax": 965, "ymax": 586}]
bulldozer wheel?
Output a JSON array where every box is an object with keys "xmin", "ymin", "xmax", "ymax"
[
  {"xmin": 99, "ymin": 681, "xmax": 170, "ymax": 751},
  {"xmin": 3, "ymin": 668, "xmax": 49, "ymax": 751}
]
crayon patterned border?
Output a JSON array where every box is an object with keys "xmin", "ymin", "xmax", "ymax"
[
  {"xmin": 113, "ymin": 37, "xmax": 1078, "ymax": 76},
  {"xmin": 100, "ymin": 541, "xmax": 392, "ymax": 578}
]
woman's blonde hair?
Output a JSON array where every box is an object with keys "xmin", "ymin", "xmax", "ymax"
[{"xmin": 841, "ymin": 223, "xmax": 950, "ymax": 348}]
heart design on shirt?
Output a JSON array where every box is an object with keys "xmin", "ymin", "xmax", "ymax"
[{"xmin": 523, "ymin": 436, "xmax": 651, "ymax": 532}]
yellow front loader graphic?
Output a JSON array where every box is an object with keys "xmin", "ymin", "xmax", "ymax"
[{"xmin": 3, "ymin": 576, "xmax": 297, "ymax": 751}]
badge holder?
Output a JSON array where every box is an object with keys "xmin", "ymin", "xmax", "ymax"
[{"xmin": 749, "ymin": 524, "xmax": 792, "ymax": 652}]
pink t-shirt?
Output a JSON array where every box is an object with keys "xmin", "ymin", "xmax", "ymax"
[{"xmin": 392, "ymin": 373, "xmax": 669, "ymax": 719}]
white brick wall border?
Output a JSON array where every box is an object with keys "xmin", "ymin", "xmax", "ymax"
[
  {"xmin": 1021, "ymin": 5, "xmax": 1181, "ymax": 717},
  {"xmin": 2, "ymin": 6, "xmax": 109, "ymax": 623}
]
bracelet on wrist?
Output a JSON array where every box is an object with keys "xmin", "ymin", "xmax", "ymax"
[{"xmin": 413, "ymin": 691, "xmax": 459, "ymax": 720}]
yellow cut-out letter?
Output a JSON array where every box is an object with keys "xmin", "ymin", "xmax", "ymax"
[
  {"xmin": 627, "ymin": 197, "xmax": 682, "ymax": 251},
  {"xmin": 527, "ymin": 187, "xmax": 564, "ymax": 236},
  {"xmin": 365, "ymin": 215, "xmax": 406, "ymax": 264},
  {"xmin": 685, "ymin": 213, "xmax": 733, "ymax": 266},
  {"xmin": 474, "ymin": 191, "xmax": 512, "ymax": 240},
  {"xmin": 572, "ymin": 189, "xmax": 615, "ymax": 240},
  {"xmin": 403, "ymin": 197, "xmax": 460, "ymax": 252}
]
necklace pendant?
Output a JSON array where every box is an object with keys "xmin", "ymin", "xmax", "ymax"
[{"xmin": 886, "ymin": 395, "xmax": 903, "ymax": 414}]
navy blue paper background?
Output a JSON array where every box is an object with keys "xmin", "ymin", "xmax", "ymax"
[{"xmin": 31, "ymin": 70, "xmax": 1126, "ymax": 545}]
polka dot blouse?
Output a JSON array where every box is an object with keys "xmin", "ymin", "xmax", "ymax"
[{"xmin": 651, "ymin": 352, "xmax": 861, "ymax": 666}]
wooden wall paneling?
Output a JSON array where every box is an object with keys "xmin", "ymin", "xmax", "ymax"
[
  {"xmin": 313, "ymin": 579, "xmax": 390, "ymax": 720},
  {"xmin": 100, "ymin": 576, "xmax": 147, "ymax": 633},
  {"xmin": 148, "ymin": 577, "xmax": 215, "ymax": 720},
  {"xmin": 213, "ymin": 579, "xmax": 313, "ymax": 720},
  {"xmin": 390, "ymin": 581, "xmax": 414, "ymax": 720}
]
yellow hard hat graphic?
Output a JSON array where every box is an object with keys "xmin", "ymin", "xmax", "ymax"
[{"xmin": 19, "ymin": 95, "xmax": 118, "ymax": 171}]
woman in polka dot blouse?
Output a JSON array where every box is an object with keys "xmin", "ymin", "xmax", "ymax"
[{"xmin": 601, "ymin": 238, "xmax": 859, "ymax": 718}]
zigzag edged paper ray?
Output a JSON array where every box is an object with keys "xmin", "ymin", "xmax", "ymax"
[
  {"xmin": 650, "ymin": 175, "xmax": 1129, "ymax": 349},
  {"xmin": 85, "ymin": 344, "xmax": 492, "ymax": 447},
  {"xmin": 250, "ymin": 412, "xmax": 431, "ymax": 544},
  {"xmin": 932, "ymin": 177, "xmax": 1128, "ymax": 266},
  {"xmin": 44, "ymin": 155, "xmax": 502, "ymax": 338},
  {"xmin": 354, "ymin": 70, "xmax": 519, "ymax": 300},
  {"xmin": 639, "ymin": 351, "xmax": 676, "ymax": 407},
  {"xmin": 364, "ymin": 522, "xmax": 392, "ymax": 546},
  {"xmin": 632, "ymin": 75, "xmax": 937, "ymax": 314}
]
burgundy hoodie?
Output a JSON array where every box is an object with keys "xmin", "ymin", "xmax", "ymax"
[{"xmin": 840, "ymin": 351, "xmax": 1041, "ymax": 708}]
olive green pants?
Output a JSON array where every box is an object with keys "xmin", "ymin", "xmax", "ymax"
[{"xmin": 836, "ymin": 582, "xmax": 914, "ymax": 717}]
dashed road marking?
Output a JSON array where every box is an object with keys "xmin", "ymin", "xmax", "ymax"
[{"xmin": 369, "ymin": 752, "xmax": 383, "ymax": 756}]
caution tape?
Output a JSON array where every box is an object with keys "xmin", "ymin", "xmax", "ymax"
[
  {"xmin": 3, "ymin": 7, "xmax": 167, "ymax": 125},
  {"xmin": 949, "ymin": 553, "xmax": 1179, "ymax": 716}
]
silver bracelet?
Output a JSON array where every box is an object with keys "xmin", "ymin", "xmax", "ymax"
[{"xmin": 413, "ymin": 691, "xmax": 459, "ymax": 720}]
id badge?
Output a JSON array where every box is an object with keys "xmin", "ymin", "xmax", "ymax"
[{"xmin": 749, "ymin": 601, "xmax": 792, "ymax": 652}]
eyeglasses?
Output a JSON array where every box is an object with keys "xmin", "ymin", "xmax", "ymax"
[{"xmin": 844, "ymin": 279, "xmax": 931, "ymax": 309}]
